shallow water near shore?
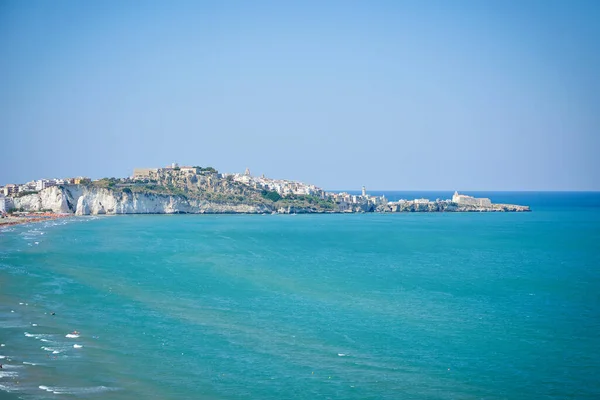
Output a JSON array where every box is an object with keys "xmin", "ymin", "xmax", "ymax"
[{"xmin": 1, "ymin": 192, "xmax": 599, "ymax": 399}]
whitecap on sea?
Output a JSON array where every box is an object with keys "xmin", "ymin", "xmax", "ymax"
[
  {"xmin": 39, "ymin": 385, "xmax": 116, "ymax": 395},
  {"xmin": 0, "ymin": 383, "xmax": 17, "ymax": 392},
  {"xmin": 0, "ymin": 371, "xmax": 18, "ymax": 378}
]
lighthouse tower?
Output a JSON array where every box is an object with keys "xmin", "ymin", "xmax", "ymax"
[
  {"xmin": 362, "ymin": 186, "xmax": 366, "ymax": 197},
  {"xmin": 453, "ymin": 191, "xmax": 460, "ymax": 202}
]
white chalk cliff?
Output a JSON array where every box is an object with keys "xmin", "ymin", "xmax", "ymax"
[{"xmin": 12, "ymin": 186, "xmax": 272, "ymax": 215}]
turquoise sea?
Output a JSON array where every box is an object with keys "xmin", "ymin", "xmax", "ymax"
[{"xmin": 1, "ymin": 192, "xmax": 599, "ymax": 399}]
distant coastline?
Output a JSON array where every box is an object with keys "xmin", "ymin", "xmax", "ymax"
[{"xmin": 1, "ymin": 164, "xmax": 530, "ymax": 216}]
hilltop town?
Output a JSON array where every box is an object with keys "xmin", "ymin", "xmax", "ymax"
[{"xmin": 0, "ymin": 163, "xmax": 530, "ymax": 217}]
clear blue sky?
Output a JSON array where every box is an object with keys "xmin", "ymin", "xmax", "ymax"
[{"xmin": 1, "ymin": 0, "xmax": 598, "ymax": 190}]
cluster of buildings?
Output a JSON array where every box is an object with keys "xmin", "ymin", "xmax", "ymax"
[
  {"xmin": 132, "ymin": 163, "xmax": 208, "ymax": 180},
  {"xmin": 223, "ymin": 168, "xmax": 326, "ymax": 197},
  {"xmin": 0, "ymin": 177, "xmax": 91, "ymax": 197},
  {"xmin": 383, "ymin": 191, "xmax": 493, "ymax": 208},
  {"xmin": 326, "ymin": 186, "xmax": 387, "ymax": 206},
  {"xmin": 133, "ymin": 164, "xmax": 390, "ymax": 207}
]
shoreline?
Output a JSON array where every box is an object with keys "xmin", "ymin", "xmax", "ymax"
[
  {"xmin": 0, "ymin": 213, "xmax": 73, "ymax": 228},
  {"xmin": 0, "ymin": 208, "xmax": 532, "ymax": 227}
]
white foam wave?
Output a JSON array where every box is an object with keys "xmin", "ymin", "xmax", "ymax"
[
  {"xmin": 73, "ymin": 344, "xmax": 83, "ymax": 349},
  {"xmin": 23, "ymin": 361, "xmax": 38, "ymax": 365},
  {"xmin": 0, "ymin": 355, "xmax": 5, "ymax": 359},
  {"xmin": 0, "ymin": 371, "xmax": 18, "ymax": 378},
  {"xmin": 338, "ymin": 353, "xmax": 347, "ymax": 357},
  {"xmin": 32, "ymin": 323, "xmax": 37, "ymax": 326},
  {"xmin": 26, "ymin": 332, "xmax": 55, "ymax": 342},
  {"xmin": 65, "ymin": 334, "xmax": 79, "ymax": 338},
  {"xmin": 34, "ymin": 333, "xmax": 54, "ymax": 338},
  {"xmin": 39, "ymin": 385, "xmax": 116, "ymax": 395},
  {"xmin": 1, "ymin": 364, "xmax": 22, "ymax": 369},
  {"xmin": 0, "ymin": 383, "xmax": 17, "ymax": 392}
]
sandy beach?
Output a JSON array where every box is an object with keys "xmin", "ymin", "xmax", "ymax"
[{"xmin": 0, "ymin": 213, "xmax": 72, "ymax": 228}]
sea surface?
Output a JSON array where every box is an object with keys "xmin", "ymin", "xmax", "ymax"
[{"xmin": 1, "ymin": 192, "xmax": 599, "ymax": 399}]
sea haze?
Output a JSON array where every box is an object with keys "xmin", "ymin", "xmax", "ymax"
[{"xmin": 1, "ymin": 192, "xmax": 599, "ymax": 399}]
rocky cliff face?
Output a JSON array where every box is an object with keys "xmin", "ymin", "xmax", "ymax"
[
  {"xmin": 12, "ymin": 186, "xmax": 274, "ymax": 215},
  {"xmin": 10, "ymin": 186, "xmax": 73, "ymax": 213},
  {"xmin": 11, "ymin": 186, "xmax": 530, "ymax": 215}
]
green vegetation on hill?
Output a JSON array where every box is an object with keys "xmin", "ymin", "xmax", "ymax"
[
  {"xmin": 89, "ymin": 170, "xmax": 337, "ymax": 211},
  {"xmin": 261, "ymin": 190, "xmax": 282, "ymax": 202},
  {"xmin": 94, "ymin": 178, "xmax": 119, "ymax": 188},
  {"xmin": 14, "ymin": 191, "xmax": 39, "ymax": 198},
  {"xmin": 277, "ymin": 194, "xmax": 335, "ymax": 210},
  {"xmin": 189, "ymin": 166, "xmax": 218, "ymax": 174}
]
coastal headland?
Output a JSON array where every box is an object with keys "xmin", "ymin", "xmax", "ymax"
[{"xmin": 1, "ymin": 164, "xmax": 530, "ymax": 216}]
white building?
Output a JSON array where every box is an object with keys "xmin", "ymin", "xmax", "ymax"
[
  {"xmin": 133, "ymin": 168, "xmax": 159, "ymax": 180},
  {"xmin": 4, "ymin": 184, "xmax": 19, "ymax": 196},
  {"xmin": 179, "ymin": 166, "xmax": 199, "ymax": 174},
  {"xmin": 414, "ymin": 198, "xmax": 430, "ymax": 204},
  {"xmin": 35, "ymin": 179, "xmax": 57, "ymax": 191},
  {"xmin": 452, "ymin": 191, "xmax": 492, "ymax": 207},
  {"xmin": 0, "ymin": 194, "xmax": 6, "ymax": 213}
]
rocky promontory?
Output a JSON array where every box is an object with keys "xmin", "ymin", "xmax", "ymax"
[
  {"xmin": 4, "ymin": 168, "xmax": 530, "ymax": 215},
  {"xmin": 6, "ymin": 185, "xmax": 530, "ymax": 215},
  {"xmin": 377, "ymin": 201, "xmax": 530, "ymax": 213}
]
